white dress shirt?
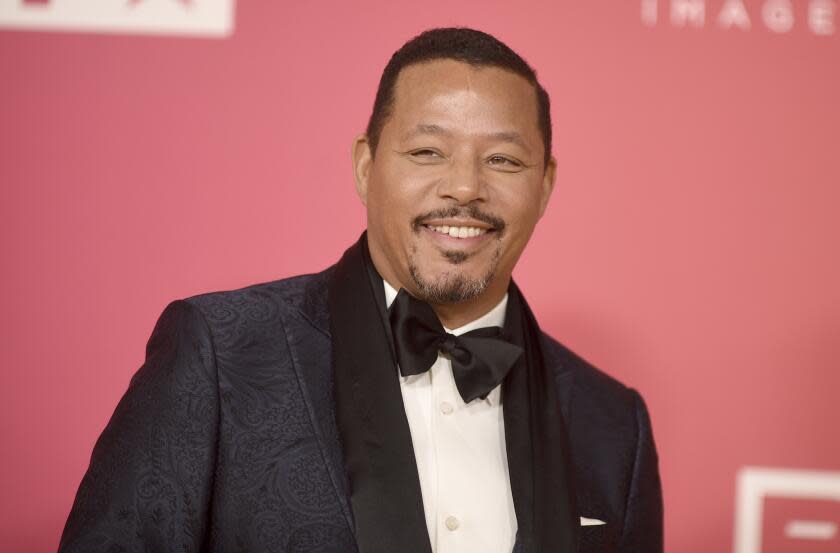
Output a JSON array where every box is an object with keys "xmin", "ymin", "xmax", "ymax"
[{"xmin": 383, "ymin": 281, "xmax": 517, "ymax": 553}]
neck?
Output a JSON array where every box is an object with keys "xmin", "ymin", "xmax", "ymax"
[
  {"xmin": 366, "ymin": 234, "xmax": 510, "ymax": 329},
  {"xmin": 370, "ymin": 257, "xmax": 509, "ymax": 330},
  {"xmin": 426, "ymin": 280, "xmax": 509, "ymax": 329}
]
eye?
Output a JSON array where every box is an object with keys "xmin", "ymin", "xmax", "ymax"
[
  {"xmin": 408, "ymin": 148, "xmax": 443, "ymax": 163},
  {"xmin": 487, "ymin": 155, "xmax": 522, "ymax": 169},
  {"xmin": 410, "ymin": 149, "xmax": 443, "ymax": 158}
]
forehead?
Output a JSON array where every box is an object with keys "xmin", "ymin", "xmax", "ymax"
[{"xmin": 386, "ymin": 59, "xmax": 541, "ymax": 139}]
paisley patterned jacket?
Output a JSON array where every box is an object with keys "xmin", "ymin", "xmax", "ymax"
[{"xmin": 58, "ymin": 265, "xmax": 663, "ymax": 553}]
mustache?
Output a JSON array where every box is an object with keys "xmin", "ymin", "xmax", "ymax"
[{"xmin": 412, "ymin": 205, "xmax": 506, "ymax": 234}]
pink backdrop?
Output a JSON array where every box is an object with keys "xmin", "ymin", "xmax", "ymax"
[{"xmin": 1, "ymin": 1, "xmax": 838, "ymax": 552}]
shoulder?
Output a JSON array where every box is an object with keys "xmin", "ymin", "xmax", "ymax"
[
  {"xmin": 167, "ymin": 267, "xmax": 334, "ymax": 351},
  {"xmin": 539, "ymin": 331, "xmax": 651, "ymax": 449},
  {"xmin": 183, "ymin": 267, "xmax": 332, "ymax": 316},
  {"xmin": 540, "ymin": 332, "xmax": 638, "ymax": 407}
]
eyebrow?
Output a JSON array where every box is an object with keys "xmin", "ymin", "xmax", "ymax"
[{"xmin": 401, "ymin": 123, "xmax": 531, "ymax": 152}]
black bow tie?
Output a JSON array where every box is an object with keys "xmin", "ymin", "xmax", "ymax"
[{"xmin": 387, "ymin": 288, "xmax": 524, "ymax": 403}]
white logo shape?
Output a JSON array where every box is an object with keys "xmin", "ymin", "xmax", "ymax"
[
  {"xmin": 733, "ymin": 467, "xmax": 840, "ymax": 553},
  {"xmin": 0, "ymin": 0, "xmax": 235, "ymax": 37}
]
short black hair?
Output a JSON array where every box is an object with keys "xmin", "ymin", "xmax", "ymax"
[{"xmin": 365, "ymin": 27, "xmax": 553, "ymax": 169}]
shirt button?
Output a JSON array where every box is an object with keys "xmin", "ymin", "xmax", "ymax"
[
  {"xmin": 445, "ymin": 515, "xmax": 460, "ymax": 531},
  {"xmin": 440, "ymin": 401, "xmax": 454, "ymax": 415}
]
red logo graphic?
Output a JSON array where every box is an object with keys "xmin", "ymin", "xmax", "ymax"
[{"xmin": 734, "ymin": 468, "xmax": 840, "ymax": 553}]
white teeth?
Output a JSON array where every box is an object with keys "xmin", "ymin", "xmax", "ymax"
[{"xmin": 427, "ymin": 225, "xmax": 489, "ymax": 238}]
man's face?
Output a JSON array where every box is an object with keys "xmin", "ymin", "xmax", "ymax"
[{"xmin": 353, "ymin": 59, "xmax": 556, "ymax": 308}]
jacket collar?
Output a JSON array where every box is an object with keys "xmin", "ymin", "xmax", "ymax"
[
  {"xmin": 285, "ymin": 260, "xmax": 577, "ymax": 549},
  {"xmin": 294, "ymin": 263, "xmax": 574, "ymax": 409}
]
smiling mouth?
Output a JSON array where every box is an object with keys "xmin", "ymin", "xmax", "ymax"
[{"xmin": 423, "ymin": 224, "xmax": 492, "ymax": 239}]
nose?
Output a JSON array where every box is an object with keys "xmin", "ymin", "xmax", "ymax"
[{"xmin": 436, "ymin": 156, "xmax": 486, "ymax": 205}]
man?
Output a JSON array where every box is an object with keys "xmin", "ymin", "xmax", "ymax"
[{"xmin": 59, "ymin": 27, "xmax": 663, "ymax": 553}]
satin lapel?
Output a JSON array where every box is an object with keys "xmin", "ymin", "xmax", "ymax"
[
  {"xmin": 328, "ymin": 238, "xmax": 432, "ymax": 553},
  {"xmin": 506, "ymin": 283, "xmax": 579, "ymax": 553},
  {"xmin": 284, "ymin": 273, "xmax": 355, "ymax": 535},
  {"xmin": 509, "ymin": 372, "xmax": 575, "ymax": 553}
]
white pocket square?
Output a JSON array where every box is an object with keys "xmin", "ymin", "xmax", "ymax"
[{"xmin": 580, "ymin": 517, "xmax": 606, "ymax": 526}]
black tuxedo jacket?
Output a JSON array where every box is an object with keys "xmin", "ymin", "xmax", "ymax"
[{"xmin": 59, "ymin": 265, "xmax": 663, "ymax": 553}]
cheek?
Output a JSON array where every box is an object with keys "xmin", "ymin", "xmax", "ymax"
[
  {"xmin": 498, "ymin": 190, "xmax": 541, "ymax": 236},
  {"xmin": 370, "ymin": 168, "xmax": 433, "ymax": 220},
  {"xmin": 494, "ymin": 202, "xmax": 542, "ymax": 266},
  {"xmin": 367, "ymin": 172, "xmax": 424, "ymax": 240}
]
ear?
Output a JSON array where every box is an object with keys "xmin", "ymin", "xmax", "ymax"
[
  {"xmin": 537, "ymin": 155, "xmax": 557, "ymax": 218},
  {"xmin": 351, "ymin": 134, "xmax": 373, "ymax": 206}
]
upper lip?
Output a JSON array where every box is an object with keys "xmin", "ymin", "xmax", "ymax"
[{"xmin": 422, "ymin": 219, "xmax": 495, "ymax": 230}]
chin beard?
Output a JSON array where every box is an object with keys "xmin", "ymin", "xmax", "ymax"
[{"xmin": 407, "ymin": 246, "xmax": 501, "ymax": 304}]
